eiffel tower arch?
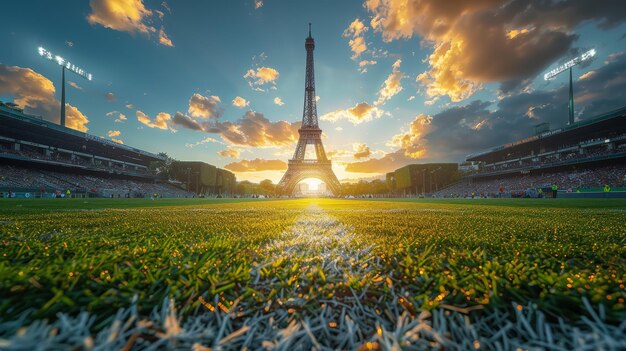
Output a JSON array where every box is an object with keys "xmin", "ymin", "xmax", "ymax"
[{"xmin": 278, "ymin": 24, "xmax": 341, "ymax": 196}]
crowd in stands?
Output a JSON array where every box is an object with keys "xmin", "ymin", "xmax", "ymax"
[
  {"xmin": 0, "ymin": 146, "xmax": 151, "ymax": 176},
  {"xmin": 436, "ymin": 164, "xmax": 626, "ymax": 198},
  {"xmin": 0, "ymin": 165, "xmax": 193, "ymax": 198},
  {"xmin": 481, "ymin": 144, "xmax": 625, "ymax": 174}
]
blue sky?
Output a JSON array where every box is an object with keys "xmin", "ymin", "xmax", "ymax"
[{"xmin": 1, "ymin": 0, "xmax": 626, "ymax": 182}]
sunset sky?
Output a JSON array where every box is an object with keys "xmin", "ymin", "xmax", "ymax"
[{"xmin": 1, "ymin": 0, "xmax": 626, "ymax": 183}]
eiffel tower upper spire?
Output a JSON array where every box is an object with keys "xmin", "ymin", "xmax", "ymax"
[{"xmin": 302, "ymin": 23, "xmax": 318, "ymax": 129}]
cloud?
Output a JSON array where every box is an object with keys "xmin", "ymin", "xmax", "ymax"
[
  {"xmin": 68, "ymin": 81, "xmax": 82, "ymax": 90},
  {"xmin": 411, "ymin": 52, "xmax": 626, "ymax": 159},
  {"xmin": 105, "ymin": 92, "xmax": 116, "ymax": 102},
  {"xmin": 327, "ymin": 148, "xmax": 352, "ymax": 160},
  {"xmin": 214, "ymin": 111, "xmax": 300, "ymax": 147},
  {"xmin": 87, "ymin": 0, "xmax": 155, "ymax": 34},
  {"xmin": 111, "ymin": 138, "xmax": 124, "ymax": 144},
  {"xmin": 375, "ymin": 59, "xmax": 404, "ymax": 105},
  {"xmin": 320, "ymin": 102, "xmax": 387, "ymax": 125},
  {"xmin": 244, "ymin": 67, "xmax": 280, "ymax": 89},
  {"xmin": 218, "ymin": 147, "xmax": 241, "ymax": 159},
  {"xmin": 388, "ymin": 113, "xmax": 432, "ymax": 158},
  {"xmin": 366, "ymin": 0, "xmax": 626, "ymax": 101},
  {"xmin": 232, "ymin": 96, "xmax": 249, "ymax": 108},
  {"xmin": 185, "ymin": 136, "xmax": 219, "ymax": 148},
  {"xmin": 170, "ymin": 110, "xmax": 301, "ymax": 148},
  {"xmin": 345, "ymin": 149, "xmax": 414, "ymax": 173},
  {"xmin": 188, "ymin": 93, "xmax": 222, "ymax": 118},
  {"xmin": 0, "ymin": 64, "xmax": 89, "ymax": 132},
  {"xmin": 125, "ymin": 103, "xmax": 134, "ymax": 109},
  {"xmin": 106, "ymin": 110, "xmax": 127, "ymax": 122},
  {"xmin": 353, "ymin": 143, "xmax": 372, "ymax": 159},
  {"xmin": 358, "ymin": 60, "xmax": 377, "ymax": 73},
  {"xmin": 64, "ymin": 105, "xmax": 90, "ymax": 132},
  {"xmin": 87, "ymin": 0, "xmax": 173, "ymax": 46},
  {"xmin": 343, "ymin": 18, "xmax": 369, "ymax": 60},
  {"xmin": 107, "ymin": 130, "xmax": 121, "ymax": 137},
  {"xmin": 273, "ymin": 97, "xmax": 284, "ymax": 106},
  {"xmin": 255, "ymin": 0, "xmax": 263, "ymax": 9},
  {"xmin": 158, "ymin": 26, "xmax": 173, "ymax": 47},
  {"xmin": 136, "ymin": 110, "xmax": 171, "ymax": 129},
  {"xmin": 224, "ymin": 158, "xmax": 287, "ymax": 172}
]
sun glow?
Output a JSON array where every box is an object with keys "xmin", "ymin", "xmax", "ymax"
[{"xmin": 301, "ymin": 178, "xmax": 322, "ymax": 191}]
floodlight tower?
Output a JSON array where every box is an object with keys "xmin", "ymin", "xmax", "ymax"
[
  {"xmin": 38, "ymin": 47, "xmax": 93, "ymax": 127},
  {"xmin": 544, "ymin": 49, "xmax": 596, "ymax": 126}
]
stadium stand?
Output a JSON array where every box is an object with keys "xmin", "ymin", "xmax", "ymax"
[
  {"xmin": 433, "ymin": 106, "xmax": 626, "ymax": 198},
  {"xmin": 0, "ymin": 102, "xmax": 229, "ymax": 198}
]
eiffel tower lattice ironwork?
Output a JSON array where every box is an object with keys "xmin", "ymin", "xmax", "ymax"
[{"xmin": 277, "ymin": 24, "xmax": 341, "ymax": 195}]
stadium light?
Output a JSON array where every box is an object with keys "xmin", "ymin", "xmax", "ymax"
[
  {"xmin": 543, "ymin": 49, "xmax": 596, "ymax": 126},
  {"xmin": 37, "ymin": 46, "xmax": 93, "ymax": 127}
]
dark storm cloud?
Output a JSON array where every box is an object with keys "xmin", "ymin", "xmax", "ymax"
[
  {"xmin": 422, "ymin": 51, "xmax": 626, "ymax": 158},
  {"xmin": 171, "ymin": 112, "xmax": 204, "ymax": 131}
]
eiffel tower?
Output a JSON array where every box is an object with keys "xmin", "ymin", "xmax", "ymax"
[{"xmin": 278, "ymin": 24, "xmax": 341, "ymax": 196}]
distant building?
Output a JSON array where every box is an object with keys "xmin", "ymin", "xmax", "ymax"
[
  {"xmin": 387, "ymin": 163, "xmax": 458, "ymax": 195},
  {"xmin": 171, "ymin": 161, "xmax": 235, "ymax": 195}
]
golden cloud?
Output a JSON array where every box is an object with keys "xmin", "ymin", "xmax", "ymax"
[
  {"xmin": 170, "ymin": 111, "xmax": 300, "ymax": 148},
  {"xmin": 244, "ymin": 67, "xmax": 280, "ymax": 86},
  {"xmin": 353, "ymin": 143, "xmax": 372, "ymax": 159},
  {"xmin": 366, "ymin": 0, "xmax": 586, "ymax": 100},
  {"xmin": 343, "ymin": 18, "xmax": 369, "ymax": 60},
  {"xmin": 87, "ymin": 0, "xmax": 173, "ymax": 46},
  {"xmin": 232, "ymin": 96, "xmax": 249, "ymax": 108},
  {"xmin": 320, "ymin": 102, "xmax": 387, "ymax": 125},
  {"xmin": 0, "ymin": 64, "xmax": 89, "ymax": 132},
  {"xmin": 216, "ymin": 111, "xmax": 300, "ymax": 147},
  {"xmin": 111, "ymin": 138, "xmax": 124, "ymax": 144},
  {"xmin": 158, "ymin": 26, "xmax": 174, "ymax": 47},
  {"xmin": 344, "ymin": 149, "xmax": 413, "ymax": 174},
  {"xmin": 107, "ymin": 130, "xmax": 121, "ymax": 137},
  {"xmin": 389, "ymin": 113, "xmax": 432, "ymax": 158},
  {"xmin": 106, "ymin": 111, "xmax": 127, "ymax": 122},
  {"xmin": 64, "ymin": 104, "xmax": 90, "ymax": 132},
  {"xmin": 358, "ymin": 60, "xmax": 377, "ymax": 74},
  {"xmin": 185, "ymin": 136, "xmax": 219, "ymax": 148},
  {"xmin": 273, "ymin": 97, "xmax": 284, "ymax": 106},
  {"xmin": 224, "ymin": 158, "xmax": 287, "ymax": 172},
  {"xmin": 87, "ymin": 0, "xmax": 155, "ymax": 34},
  {"xmin": 375, "ymin": 59, "xmax": 404, "ymax": 105},
  {"xmin": 136, "ymin": 110, "xmax": 171, "ymax": 129},
  {"xmin": 218, "ymin": 147, "xmax": 241, "ymax": 159},
  {"xmin": 188, "ymin": 93, "xmax": 222, "ymax": 118}
]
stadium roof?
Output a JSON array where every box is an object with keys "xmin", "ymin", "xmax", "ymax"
[
  {"xmin": 0, "ymin": 105, "xmax": 165, "ymax": 166},
  {"xmin": 466, "ymin": 106, "xmax": 626, "ymax": 162}
]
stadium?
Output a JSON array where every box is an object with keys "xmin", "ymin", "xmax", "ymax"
[
  {"xmin": 0, "ymin": 102, "xmax": 235, "ymax": 199},
  {"xmin": 384, "ymin": 107, "xmax": 626, "ymax": 199},
  {"xmin": 2, "ymin": 1, "xmax": 626, "ymax": 350}
]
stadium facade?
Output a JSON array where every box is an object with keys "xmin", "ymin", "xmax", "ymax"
[
  {"xmin": 465, "ymin": 106, "xmax": 626, "ymax": 178},
  {"xmin": 0, "ymin": 102, "xmax": 234, "ymax": 198},
  {"xmin": 386, "ymin": 163, "xmax": 458, "ymax": 196},
  {"xmin": 437, "ymin": 106, "xmax": 626, "ymax": 198},
  {"xmin": 387, "ymin": 107, "xmax": 626, "ymax": 198},
  {"xmin": 171, "ymin": 161, "xmax": 236, "ymax": 195}
]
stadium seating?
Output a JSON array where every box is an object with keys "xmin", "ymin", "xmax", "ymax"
[
  {"xmin": 0, "ymin": 165, "xmax": 194, "ymax": 198},
  {"xmin": 435, "ymin": 164, "xmax": 626, "ymax": 198}
]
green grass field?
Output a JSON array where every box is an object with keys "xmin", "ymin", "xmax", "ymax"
[{"xmin": 0, "ymin": 198, "xmax": 625, "ymax": 349}]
